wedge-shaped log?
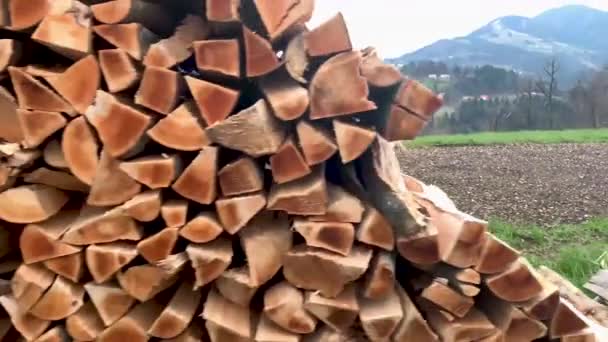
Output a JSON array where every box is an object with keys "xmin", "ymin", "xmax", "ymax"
[
  {"xmin": 264, "ymin": 281, "xmax": 317, "ymax": 334},
  {"xmin": 193, "ymin": 39, "xmax": 240, "ymax": 78},
  {"xmin": 94, "ymin": 23, "xmax": 159, "ymax": 60},
  {"xmin": 147, "ymin": 102, "xmax": 209, "ymax": 151},
  {"xmin": 113, "ymin": 190, "xmax": 161, "ymax": 222},
  {"xmin": 17, "ymin": 109, "xmax": 66, "ymax": 148},
  {"xmin": 283, "ymin": 244, "xmax": 372, "ymax": 297},
  {"xmin": 218, "ymin": 156, "xmax": 264, "ymax": 196},
  {"xmin": 244, "ymin": 27, "xmax": 279, "ymax": 77},
  {"xmin": 254, "ymin": 0, "xmax": 314, "ymax": 40},
  {"xmin": 305, "ymin": 13, "xmax": 351, "ymax": 56},
  {"xmin": 117, "ymin": 265, "xmax": 177, "ymax": 302},
  {"xmin": 360, "ymin": 47, "xmax": 402, "ymax": 90},
  {"xmin": 550, "ymin": 299, "xmax": 589, "ymax": 339},
  {"xmin": 206, "ymin": 99, "xmax": 286, "ymax": 157},
  {"xmin": 311, "ymin": 184, "xmax": 364, "ymax": 223},
  {"xmin": 91, "ymin": 0, "xmax": 173, "ymax": 35},
  {"xmin": 63, "ymin": 208, "xmax": 141, "ymax": 245},
  {"xmin": 185, "ymin": 77, "xmax": 239, "ymax": 126},
  {"xmin": 304, "ymin": 284, "xmax": 359, "ymax": 331},
  {"xmin": 0, "ymin": 184, "xmax": 68, "ymax": 224},
  {"xmin": 180, "ymin": 212, "xmax": 223, "ymax": 243},
  {"xmin": 11, "ymin": 263, "xmax": 55, "ymax": 311},
  {"xmin": 431, "ymin": 264, "xmax": 481, "ymax": 290},
  {"xmin": 421, "ymin": 280, "xmax": 475, "ymax": 318},
  {"xmin": 9, "ymin": 67, "xmax": 74, "ymax": 115},
  {"xmin": 99, "ymin": 49, "xmax": 141, "ymax": 93},
  {"xmin": 519, "ymin": 275, "xmax": 560, "ymax": 321},
  {"xmin": 357, "ymin": 207, "xmax": 394, "ymax": 251},
  {"xmin": 255, "ymin": 315, "xmax": 301, "ymax": 342},
  {"xmin": 85, "ymin": 91, "xmax": 152, "ymax": 158},
  {"xmin": 0, "ymin": 39, "xmax": 21, "ymax": 72},
  {"xmin": 88, "ymin": 150, "xmax": 142, "ymax": 206},
  {"xmin": 86, "ymin": 242, "xmax": 138, "ymax": 283},
  {"xmin": 166, "ymin": 325, "xmax": 204, "ymax": 342},
  {"xmin": 216, "ymin": 267, "xmax": 258, "ymax": 307},
  {"xmin": 475, "ymin": 287, "xmax": 513, "ymax": 334},
  {"xmin": 135, "ymin": 67, "xmax": 184, "ymax": 114},
  {"xmin": 98, "ymin": 301, "xmax": 163, "ymax": 342},
  {"xmin": 240, "ymin": 212, "xmax": 292, "ymax": 286},
  {"xmin": 43, "ymin": 252, "xmax": 84, "ymax": 282},
  {"xmin": 66, "ymin": 302, "xmax": 104, "ymax": 341},
  {"xmin": 20, "ymin": 222, "xmax": 81, "ymax": 264},
  {"xmin": 393, "ymin": 285, "xmax": 439, "ymax": 341},
  {"xmin": 136, "ymin": 228, "xmax": 178, "ymax": 264},
  {"xmin": 486, "ymin": 259, "xmax": 543, "ymax": 302},
  {"xmin": 382, "ymin": 103, "xmax": 430, "ymax": 141},
  {"xmin": 47, "ymin": 55, "xmax": 100, "ymax": 114},
  {"xmin": 172, "ymin": 147, "xmax": 218, "ymax": 205},
  {"xmin": 202, "ymin": 289, "xmax": 253, "ymax": 341},
  {"xmin": 206, "ymin": 0, "xmax": 240, "ymax": 22},
  {"xmin": 363, "ymin": 252, "xmax": 395, "ymax": 300},
  {"xmin": 0, "ymin": 86, "xmax": 22, "ymax": 143},
  {"xmin": 148, "ymin": 282, "xmax": 201, "ymax": 339},
  {"xmin": 29, "ymin": 276, "xmax": 84, "ymax": 321},
  {"xmin": 24, "ymin": 167, "xmax": 89, "ymax": 192},
  {"xmin": 309, "ymin": 51, "xmax": 376, "ymax": 119},
  {"xmin": 296, "ymin": 121, "xmax": 337, "ymax": 166},
  {"xmin": 293, "ymin": 219, "xmax": 354, "ymax": 256},
  {"xmin": 285, "ymin": 32, "xmax": 308, "ymax": 83},
  {"xmin": 3, "ymin": 0, "xmax": 70, "ymax": 30},
  {"xmin": 0, "ymin": 295, "xmax": 50, "ymax": 341},
  {"xmin": 334, "ymin": 120, "xmax": 377, "ymax": 163},
  {"xmin": 267, "ymin": 166, "xmax": 328, "ymax": 215},
  {"xmin": 270, "ymin": 137, "xmax": 311, "ymax": 183},
  {"xmin": 505, "ymin": 308, "xmax": 547, "ymax": 341},
  {"xmin": 426, "ymin": 307, "xmax": 498, "ymax": 342},
  {"xmin": 161, "ymin": 200, "xmax": 188, "ymax": 228},
  {"xmin": 85, "ymin": 281, "xmax": 136, "ymax": 326},
  {"xmin": 475, "ymin": 233, "xmax": 520, "ymax": 274},
  {"xmin": 394, "ymin": 79, "xmax": 443, "ymax": 120},
  {"xmin": 359, "ymin": 287, "xmax": 403, "ymax": 341},
  {"xmin": 432, "ymin": 208, "xmax": 487, "ymax": 268},
  {"xmin": 62, "ymin": 116, "xmax": 99, "ymax": 185},
  {"xmin": 120, "ymin": 155, "xmax": 182, "ymax": 189},
  {"xmin": 216, "ymin": 193, "xmax": 266, "ymax": 234},
  {"xmin": 186, "ymin": 237, "xmax": 232, "ymax": 289}
]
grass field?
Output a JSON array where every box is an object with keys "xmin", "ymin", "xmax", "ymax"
[{"xmin": 406, "ymin": 129, "xmax": 608, "ymax": 147}]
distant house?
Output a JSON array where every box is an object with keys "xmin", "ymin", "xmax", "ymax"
[
  {"xmin": 439, "ymin": 74, "xmax": 451, "ymax": 81},
  {"xmin": 428, "ymin": 74, "xmax": 438, "ymax": 79},
  {"xmin": 480, "ymin": 95, "xmax": 490, "ymax": 101}
]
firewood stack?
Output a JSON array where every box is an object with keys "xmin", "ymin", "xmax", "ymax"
[{"xmin": 0, "ymin": 0, "xmax": 603, "ymax": 341}]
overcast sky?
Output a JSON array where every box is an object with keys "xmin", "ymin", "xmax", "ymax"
[{"xmin": 309, "ymin": 1, "xmax": 608, "ymax": 59}]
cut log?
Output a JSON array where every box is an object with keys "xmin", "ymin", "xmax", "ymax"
[
  {"xmin": 216, "ymin": 193, "xmax": 266, "ymax": 234},
  {"xmin": 206, "ymin": 0, "xmax": 240, "ymax": 22},
  {"xmin": 284, "ymin": 32, "xmax": 308, "ymax": 83},
  {"xmin": 161, "ymin": 200, "xmax": 189, "ymax": 228},
  {"xmin": 202, "ymin": 289, "xmax": 253, "ymax": 341},
  {"xmin": 304, "ymin": 12, "xmax": 351, "ymax": 57},
  {"xmin": 156, "ymin": 252, "xmax": 189, "ymax": 275},
  {"xmin": 505, "ymin": 308, "xmax": 547, "ymax": 341},
  {"xmin": 359, "ymin": 287, "xmax": 403, "ymax": 341},
  {"xmin": 22, "ymin": 64, "xmax": 66, "ymax": 78},
  {"xmin": 63, "ymin": 209, "xmax": 142, "ymax": 245},
  {"xmin": 420, "ymin": 280, "xmax": 474, "ymax": 318},
  {"xmin": 84, "ymin": 281, "xmax": 136, "ymax": 326},
  {"xmin": 432, "ymin": 209, "xmax": 488, "ymax": 268},
  {"xmin": 550, "ymin": 299, "xmax": 590, "ymax": 339},
  {"xmin": 206, "ymin": 99, "xmax": 286, "ymax": 157},
  {"xmin": 0, "ymin": 295, "xmax": 50, "ymax": 341},
  {"xmin": 296, "ymin": 121, "xmax": 337, "ymax": 166},
  {"xmin": 310, "ymin": 184, "xmax": 365, "ymax": 223},
  {"xmin": 120, "ymin": 155, "xmax": 182, "ymax": 189},
  {"xmin": 243, "ymin": 27, "xmax": 279, "ymax": 77},
  {"xmin": 148, "ymin": 281, "xmax": 201, "ymax": 339},
  {"xmin": 264, "ymin": 281, "xmax": 317, "ymax": 334},
  {"xmin": 147, "ymin": 102, "xmax": 209, "ymax": 151},
  {"xmin": 309, "ymin": 51, "xmax": 377, "ymax": 120},
  {"xmin": 164, "ymin": 325, "xmax": 204, "ymax": 342},
  {"xmin": 304, "ymin": 284, "xmax": 359, "ymax": 331},
  {"xmin": 8, "ymin": 67, "xmax": 74, "ymax": 115},
  {"xmin": 393, "ymin": 285, "xmax": 439, "ymax": 342},
  {"xmin": 293, "ymin": 219, "xmax": 354, "ymax": 256},
  {"xmin": 475, "ymin": 233, "xmax": 520, "ymax": 274},
  {"xmin": 362, "ymin": 251, "xmax": 395, "ymax": 300},
  {"xmin": 185, "ymin": 77, "xmax": 240, "ymax": 126},
  {"xmin": 135, "ymin": 67, "xmax": 184, "ymax": 114},
  {"xmin": 267, "ymin": 165, "xmax": 328, "ymax": 215},
  {"xmin": 114, "ymin": 190, "xmax": 162, "ymax": 222},
  {"xmin": 0, "ymin": 184, "xmax": 68, "ymax": 224},
  {"xmin": 24, "ymin": 167, "xmax": 89, "ymax": 192},
  {"xmin": 97, "ymin": 301, "xmax": 163, "ymax": 342},
  {"xmin": 425, "ymin": 307, "xmax": 497, "ymax": 342},
  {"xmin": 255, "ymin": 315, "xmax": 301, "ymax": 342},
  {"xmin": 85, "ymin": 242, "xmax": 138, "ymax": 283},
  {"xmin": 144, "ymin": 15, "xmax": 209, "ymax": 68},
  {"xmin": 0, "ymin": 86, "xmax": 23, "ymax": 143},
  {"xmin": 180, "ymin": 212, "xmax": 223, "ymax": 243},
  {"xmin": 11, "ymin": 263, "xmax": 55, "ymax": 311},
  {"xmin": 43, "ymin": 252, "xmax": 84, "ymax": 282},
  {"xmin": 172, "ymin": 147, "xmax": 218, "ymax": 205},
  {"xmin": 136, "ymin": 228, "xmax": 179, "ymax": 264},
  {"xmin": 519, "ymin": 275, "xmax": 560, "ymax": 321},
  {"xmin": 29, "ymin": 276, "xmax": 85, "ymax": 320},
  {"xmin": 476, "ymin": 287, "xmax": 513, "ymax": 333},
  {"xmin": 431, "ymin": 264, "xmax": 481, "ymax": 288},
  {"xmin": 186, "ymin": 237, "xmax": 233, "ymax": 289},
  {"xmin": 216, "ymin": 267, "xmax": 258, "ymax": 307},
  {"xmin": 254, "ymin": 0, "xmax": 314, "ymax": 40},
  {"xmin": 117, "ymin": 265, "xmax": 177, "ymax": 302},
  {"xmin": 90, "ymin": 0, "xmax": 173, "ymax": 35},
  {"xmin": 239, "ymin": 212, "xmax": 292, "ymax": 286},
  {"xmin": 66, "ymin": 301, "xmax": 105, "ymax": 341},
  {"xmin": 383, "ymin": 104, "xmax": 429, "ymax": 141},
  {"xmin": 94, "ymin": 23, "xmax": 159, "ymax": 60},
  {"xmin": 99, "ymin": 49, "xmax": 141, "ymax": 93},
  {"xmin": 20, "ymin": 222, "xmax": 81, "ymax": 264},
  {"xmin": 88, "ymin": 150, "xmax": 142, "ymax": 206},
  {"xmin": 218, "ymin": 156, "xmax": 264, "ymax": 196},
  {"xmin": 46, "ymin": 55, "xmax": 100, "ymax": 114},
  {"xmin": 356, "ymin": 207, "xmax": 394, "ymax": 251},
  {"xmin": 3, "ymin": 0, "xmax": 64, "ymax": 30},
  {"xmin": 17, "ymin": 109, "xmax": 67, "ymax": 148},
  {"xmin": 0, "ymin": 39, "xmax": 21, "ymax": 73},
  {"xmin": 193, "ymin": 39, "xmax": 240, "ymax": 78},
  {"xmin": 394, "ymin": 79, "xmax": 443, "ymax": 120},
  {"xmin": 486, "ymin": 259, "xmax": 543, "ymax": 302},
  {"xmin": 283, "ymin": 244, "xmax": 372, "ymax": 297},
  {"xmin": 360, "ymin": 47, "xmax": 402, "ymax": 88},
  {"xmin": 62, "ymin": 116, "xmax": 99, "ymax": 185},
  {"xmin": 270, "ymin": 137, "xmax": 311, "ymax": 183},
  {"xmin": 85, "ymin": 91, "xmax": 152, "ymax": 158}
]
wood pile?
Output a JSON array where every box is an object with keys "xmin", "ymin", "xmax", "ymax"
[{"xmin": 0, "ymin": 0, "xmax": 604, "ymax": 341}]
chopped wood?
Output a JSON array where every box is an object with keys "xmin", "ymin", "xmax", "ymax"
[
  {"xmin": 180, "ymin": 212, "xmax": 223, "ymax": 243},
  {"xmin": 91, "ymin": 0, "xmax": 173, "ymax": 35},
  {"xmin": 550, "ymin": 299, "xmax": 590, "ymax": 339},
  {"xmin": 206, "ymin": 320, "xmax": 252, "ymax": 342},
  {"xmin": 0, "ymin": 39, "xmax": 21, "ymax": 72},
  {"xmin": 304, "ymin": 13, "xmax": 351, "ymax": 57},
  {"xmin": 486, "ymin": 259, "xmax": 543, "ymax": 302},
  {"xmin": 430, "ymin": 265, "xmax": 481, "ymax": 292},
  {"xmin": 216, "ymin": 267, "xmax": 258, "ymax": 307},
  {"xmin": 383, "ymin": 104, "xmax": 429, "ymax": 141},
  {"xmin": 63, "ymin": 208, "xmax": 142, "ymax": 245},
  {"xmin": 135, "ymin": 67, "xmax": 184, "ymax": 114},
  {"xmin": 218, "ymin": 156, "xmax": 264, "ymax": 196},
  {"xmin": 85, "ymin": 242, "xmax": 138, "ymax": 283},
  {"xmin": 120, "ymin": 155, "xmax": 182, "ymax": 189},
  {"xmin": 11, "ymin": 263, "xmax": 55, "ymax": 311},
  {"xmin": 8, "ymin": 67, "xmax": 74, "ymax": 115},
  {"xmin": 24, "ymin": 167, "xmax": 88, "ymax": 192},
  {"xmin": 285, "ymin": 32, "xmax": 308, "ymax": 83},
  {"xmin": 20, "ymin": 222, "xmax": 81, "ymax": 264},
  {"xmin": 0, "ymin": 86, "xmax": 23, "ymax": 143},
  {"xmin": 147, "ymin": 102, "xmax": 209, "ymax": 151},
  {"xmin": 4, "ymin": 0, "xmax": 65, "ymax": 30},
  {"xmin": 432, "ymin": 209, "xmax": 488, "ymax": 268},
  {"xmin": 87, "ymin": 150, "xmax": 142, "ymax": 206},
  {"xmin": 193, "ymin": 39, "xmax": 240, "ymax": 78},
  {"xmin": 311, "ymin": 184, "xmax": 365, "ymax": 223},
  {"xmin": 267, "ymin": 166, "xmax": 328, "ymax": 215},
  {"xmin": 216, "ymin": 193, "xmax": 266, "ymax": 234},
  {"xmin": 255, "ymin": 314, "xmax": 301, "ymax": 342},
  {"xmin": 309, "ymin": 51, "xmax": 377, "ymax": 120},
  {"xmin": 206, "ymin": 99, "xmax": 286, "ymax": 157},
  {"xmin": 185, "ymin": 77, "xmax": 240, "ymax": 126},
  {"xmin": 97, "ymin": 301, "xmax": 163, "ymax": 342},
  {"xmin": 358, "ymin": 287, "xmax": 403, "ymax": 341},
  {"xmin": 283, "ymin": 244, "xmax": 372, "ymax": 297},
  {"xmin": 304, "ymin": 284, "xmax": 359, "ymax": 331},
  {"xmin": 17, "ymin": 109, "xmax": 67, "ymax": 148},
  {"xmin": 206, "ymin": 0, "xmax": 240, "ymax": 22},
  {"xmin": 94, "ymin": 23, "xmax": 159, "ymax": 60},
  {"xmin": 356, "ymin": 207, "xmax": 394, "ymax": 251},
  {"xmin": 0, "ymin": 295, "xmax": 50, "ymax": 341},
  {"xmin": 254, "ymin": 0, "xmax": 314, "ymax": 40},
  {"xmin": 243, "ymin": 27, "xmax": 280, "ymax": 77},
  {"xmin": 172, "ymin": 147, "xmax": 218, "ymax": 205},
  {"xmin": 270, "ymin": 136, "xmax": 311, "ymax": 183},
  {"xmin": 393, "ymin": 285, "xmax": 439, "ymax": 342},
  {"xmin": 161, "ymin": 200, "xmax": 189, "ymax": 228},
  {"xmin": 425, "ymin": 307, "xmax": 497, "ymax": 342},
  {"xmin": 420, "ymin": 280, "xmax": 474, "ymax": 318},
  {"xmin": 362, "ymin": 251, "xmax": 395, "ymax": 300},
  {"xmin": 293, "ymin": 219, "xmax": 354, "ymax": 256},
  {"xmin": 46, "ymin": 55, "xmax": 100, "ymax": 114},
  {"xmin": 475, "ymin": 233, "xmax": 520, "ymax": 274},
  {"xmin": 22, "ymin": 64, "xmax": 66, "ymax": 78},
  {"xmin": 264, "ymin": 281, "xmax": 317, "ymax": 334},
  {"xmin": 296, "ymin": 121, "xmax": 337, "ymax": 166},
  {"xmin": 117, "ymin": 264, "xmax": 177, "ymax": 302},
  {"xmin": 99, "ymin": 49, "xmax": 141, "ymax": 93},
  {"xmin": 476, "ymin": 287, "xmax": 513, "ymax": 333},
  {"xmin": 136, "ymin": 228, "xmax": 179, "ymax": 263},
  {"xmin": 84, "ymin": 281, "xmax": 136, "ymax": 326},
  {"xmin": 505, "ymin": 308, "xmax": 547, "ymax": 341},
  {"xmin": 148, "ymin": 281, "xmax": 202, "ymax": 339},
  {"xmin": 186, "ymin": 237, "xmax": 233, "ymax": 289},
  {"xmin": 0, "ymin": 184, "xmax": 68, "ymax": 224},
  {"xmin": 203, "ymin": 289, "xmax": 253, "ymax": 341},
  {"xmin": 29, "ymin": 276, "xmax": 85, "ymax": 320},
  {"xmin": 519, "ymin": 275, "xmax": 560, "ymax": 321},
  {"xmin": 42, "ymin": 252, "xmax": 84, "ymax": 282},
  {"xmin": 66, "ymin": 301, "xmax": 105, "ymax": 341},
  {"xmin": 62, "ymin": 116, "xmax": 99, "ymax": 185},
  {"xmin": 394, "ymin": 79, "xmax": 443, "ymax": 120},
  {"xmin": 360, "ymin": 47, "xmax": 402, "ymax": 88},
  {"xmin": 164, "ymin": 324, "xmax": 205, "ymax": 342},
  {"xmin": 114, "ymin": 190, "xmax": 162, "ymax": 222}
]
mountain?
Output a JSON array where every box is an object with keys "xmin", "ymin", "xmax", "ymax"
[{"xmin": 388, "ymin": 5, "xmax": 608, "ymax": 86}]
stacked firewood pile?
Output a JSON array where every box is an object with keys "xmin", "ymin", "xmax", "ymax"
[{"xmin": 0, "ymin": 0, "xmax": 604, "ymax": 341}]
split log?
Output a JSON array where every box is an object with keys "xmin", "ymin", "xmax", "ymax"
[
  {"xmin": 360, "ymin": 47, "xmax": 402, "ymax": 89},
  {"xmin": 476, "ymin": 287, "xmax": 513, "ymax": 334},
  {"xmin": 94, "ymin": 23, "xmax": 159, "ymax": 60},
  {"xmin": 394, "ymin": 79, "xmax": 443, "ymax": 120},
  {"xmin": 253, "ymin": 0, "xmax": 314, "ymax": 40},
  {"xmin": 285, "ymin": 32, "xmax": 309, "ymax": 83},
  {"xmin": 383, "ymin": 104, "xmax": 429, "ymax": 141},
  {"xmin": 20, "ymin": 222, "xmax": 81, "ymax": 264},
  {"xmin": 172, "ymin": 147, "xmax": 218, "ymax": 205},
  {"xmin": 425, "ymin": 308, "xmax": 498, "ymax": 342},
  {"xmin": 180, "ymin": 212, "xmax": 223, "ymax": 243},
  {"xmin": 486, "ymin": 259, "xmax": 543, "ymax": 302},
  {"xmin": 270, "ymin": 137, "xmax": 311, "ymax": 184},
  {"xmin": 267, "ymin": 166, "xmax": 328, "ymax": 215},
  {"xmin": 243, "ymin": 26, "xmax": 279, "ymax": 77},
  {"xmin": 8, "ymin": 67, "xmax": 74, "ymax": 115},
  {"xmin": 147, "ymin": 102, "xmax": 210, "ymax": 151},
  {"xmin": 135, "ymin": 67, "xmax": 184, "ymax": 114},
  {"xmin": 29, "ymin": 276, "xmax": 85, "ymax": 320},
  {"xmin": 218, "ymin": 156, "xmax": 264, "ymax": 196},
  {"xmin": 304, "ymin": 284, "xmax": 359, "ymax": 331},
  {"xmin": 356, "ymin": 207, "xmax": 394, "ymax": 251},
  {"xmin": 519, "ymin": 275, "xmax": 560, "ymax": 321},
  {"xmin": 113, "ymin": 190, "xmax": 162, "ymax": 222},
  {"xmin": 42, "ymin": 252, "xmax": 84, "ymax": 282},
  {"xmin": 292, "ymin": 219, "xmax": 354, "ymax": 256},
  {"xmin": 304, "ymin": 12, "xmax": 351, "ymax": 56},
  {"xmin": 62, "ymin": 116, "xmax": 99, "ymax": 185},
  {"xmin": 358, "ymin": 287, "xmax": 403, "ymax": 341},
  {"xmin": 11, "ymin": 263, "xmax": 55, "ymax": 311},
  {"xmin": 296, "ymin": 121, "xmax": 337, "ymax": 166},
  {"xmin": 63, "ymin": 209, "xmax": 142, "ymax": 245},
  {"xmin": 0, "ymin": 295, "xmax": 50, "ymax": 341},
  {"xmin": 505, "ymin": 308, "xmax": 547, "ymax": 341},
  {"xmin": 216, "ymin": 192, "xmax": 266, "ymax": 234},
  {"xmin": 97, "ymin": 301, "xmax": 163, "ymax": 342},
  {"xmin": 239, "ymin": 212, "xmax": 292, "ymax": 286},
  {"xmin": 164, "ymin": 325, "xmax": 204, "ymax": 342},
  {"xmin": 550, "ymin": 299, "xmax": 590, "ymax": 339},
  {"xmin": 206, "ymin": 0, "xmax": 240, "ymax": 22},
  {"xmin": 3, "ymin": 0, "xmax": 67, "ymax": 30},
  {"xmin": 66, "ymin": 301, "xmax": 105, "ymax": 341},
  {"xmin": 161, "ymin": 200, "xmax": 189, "ymax": 228},
  {"xmin": 136, "ymin": 228, "xmax": 178, "ymax": 264},
  {"xmin": 0, "ymin": 184, "xmax": 68, "ymax": 223},
  {"xmin": 87, "ymin": 150, "xmax": 142, "ymax": 206},
  {"xmin": 21, "ymin": 64, "xmax": 66, "ymax": 78},
  {"xmin": 17, "ymin": 109, "xmax": 67, "ymax": 148},
  {"xmin": 430, "ymin": 264, "xmax": 481, "ymax": 296},
  {"xmin": 98, "ymin": 49, "xmax": 141, "ymax": 93},
  {"xmin": 362, "ymin": 251, "xmax": 395, "ymax": 300},
  {"xmin": 193, "ymin": 39, "xmax": 240, "ymax": 78},
  {"xmin": 186, "ymin": 237, "xmax": 233, "ymax": 289},
  {"xmin": 185, "ymin": 77, "xmax": 239, "ymax": 126},
  {"xmin": 393, "ymin": 285, "xmax": 439, "ymax": 341},
  {"xmin": 420, "ymin": 280, "xmax": 474, "ymax": 318},
  {"xmin": 264, "ymin": 281, "xmax": 317, "ymax": 334},
  {"xmin": 311, "ymin": 184, "xmax": 365, "ymax": 223},
  {"xmin": 202, "ymin": 289, "xmax": 253, "ymax": 341},
  {"xmin": 206, "ymin": 99, "xmax": 286, "ymax": 157},
  {"xmin": 0, "ymin": 39, "xmax": 21, "ymax": 73},
  {"xmin": 91, "ymin": 0, "xmax": 173, "ymax": 35},
  {"xmin": 283, "ymin": 244, "xmax": 372, "ymax": 297},
  {"xmin": 84, "ymin": 281, "xmax": 136, "ymax": 326},
  {"xmin": 148, "ymin": 282, "xmax": 202, "ymax": 339},
  {"xmin": 216, "ymin": 267, "xmax": 258, "ymax": 307},
  {"xmin": 85, "ymin": 242, "xmax": 138, "ymax": 283},
  {"xmin": 255, "ymin": 315, "xmax": 301, "ymax": 342},
  {"xmin": 117, "ymin": 264, "xmax": 177, "ymax": 302},
  {"xmin": 46, "ymin": 55, "xmax": 100, "ymax": 114},
  {"xmin": 120, "ymin": 155, "xmax": 182, "ymax": 189},
  {"xmin": 0, "ymin": 86, "xmax": 22, "ymax": 143},
  {"xmin": 475, "ymin": 233, "xmax": 520, "ymax": 274},
  {"xmin": 23, "ymin": 167, "xmax": 89, "ymax": 192}
]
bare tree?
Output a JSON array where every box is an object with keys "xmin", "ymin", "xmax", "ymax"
[
  {"xmin": 588, "ymin": 69, "xmax": 608, "ymax": 128},
  {"xmin": 519, "ymin": 77, "xmax": 536, "ymax": 129},
  {"xmin": 536, "ymin": 56, "xmax": 560, "ymax": 129}
]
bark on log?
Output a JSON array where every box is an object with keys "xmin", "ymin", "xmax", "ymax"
[
  {"xmin": 161, "ymin": 200, "xmax": 189, "ymax": 228},
  {"xmin": 148, "ymin": 281, "xmax": 202, "ymax": 339},
  {"xmin": 66, "ymin": 301, "xmax": 105, "ymax": 341},
  {"xmin": 296, "ymin": 121, "xmax": 337, "ymax": 166},
  {"xmin": 17, "ymin": 109, "xmax": 67, "ymax": 148},
  {"xmin": 46, "ymin": 55, "xmax": 100, "ymax": 114},
  {"xmin": 180, "ymin": 212, "xmax": 223, "ymax": 243},
  {"xmin": 292, "ymin": 219, "xmax": 354, "ymax": 256},
  {"xmin": 270, "ymin": 137, "xmax": 311, "ymax": 184},
  {"xmin": 136, "ymin": 228, "xmax": 179, "ymax": 264},
  {"xmin": 218, "ymin": 156, "xmax": 264, "ymax": 196},
  {"xmin": 172, "ymin": 147, "xmax": 218, "ymax": 205},
  {"xmin": 0, "ymin": 184, "xmax": 68, "ymax": 224},
  {"xmin": 62, "ymin": 116, "xmax": 99, "ymax": 185},
  {"xmin": 85, "ymin": 242, "xmax": 138, "ymax": 283},
  {"xmin": 147, "ymin": 102, "xmax": 210, "ymax": 151},
  {"xmin": 84, "ymin": 281, "xmax": 136, "ymax": 326},
  {"xmin": 9, "ymin": 67, "xmax": 75, "ymax": 115},
  {"xmin": 94, "ymin": 23, "xmax": 159, "ymax": 60},
  {"xmin": 304, "ymin": 284, "xmax": 359, "ymax": 331},
  {"xmin": 29, "ymin": 276, "xmax": 85, "ymax": 321},
  {"xmin": 267, "ymin": 165, "xmax": 328, "ymax": 215},
  {"xmin": 193, "ymin": 39, "xmax": 240, "ymax": 78},
  {"xmin": 185, "ymin": 77, "xmax": 240, "ymax": 126},
  {"xmin": 98, "ymin": 49, "xmax": 141, "ymax": 93},
  {"xmin": 186, "ymin": 237, "xmax": 233, "ymax": 289}
]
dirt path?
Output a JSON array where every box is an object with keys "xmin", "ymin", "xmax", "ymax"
[{"xmin": 397, "ymin": 144, "xmax": 608, "ymax": 226}]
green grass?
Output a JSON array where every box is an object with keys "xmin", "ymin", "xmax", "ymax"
[
  {"xmin": 490, "ymin": 218, "xmax": 608, "ymax": 289},
  {"xmin": 406, "ymin": 129, "xmax": 608, "ymax": 148}
]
